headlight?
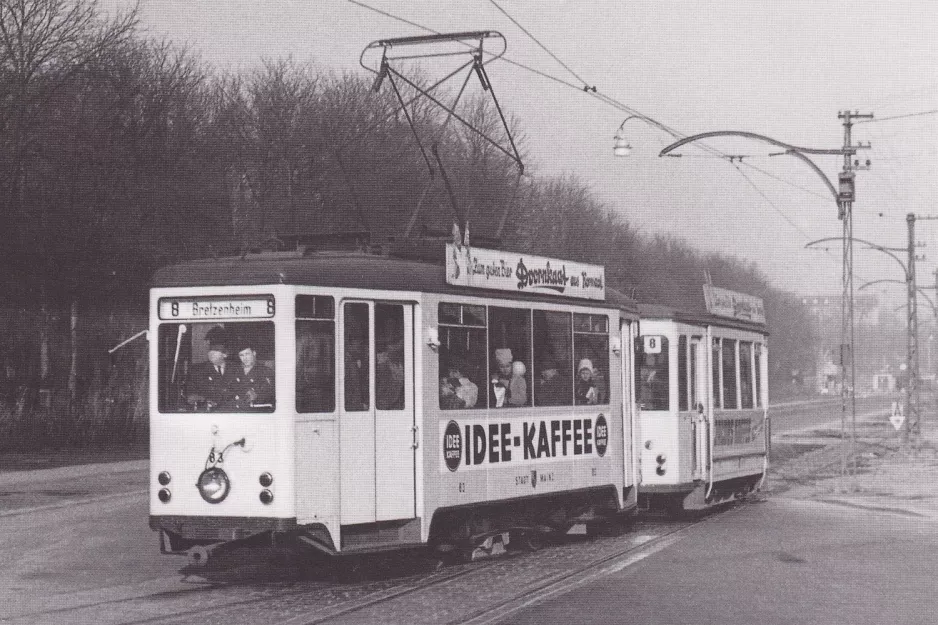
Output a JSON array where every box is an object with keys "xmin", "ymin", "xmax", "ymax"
[{"xmin": 196, "ymin": 467, "xmax": 231, "ymax": 504}]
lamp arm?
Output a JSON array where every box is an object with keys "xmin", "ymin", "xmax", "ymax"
[{"xmin": 661, "ymin": 130, "xmax": 843, "ymax": 202}]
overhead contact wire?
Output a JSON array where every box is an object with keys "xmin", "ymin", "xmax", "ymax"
[{"xmin": 348, "ymin": 0, "xmax": 838, "ymax": 237}]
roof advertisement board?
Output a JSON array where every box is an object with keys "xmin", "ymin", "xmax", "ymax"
[
  {"xmin": 445, "ymin": 243, "xmax": 605, "ymax": 301},
  {"xmin": 703, "ymin": 285, "xmax": 766, "ymax": 324}
]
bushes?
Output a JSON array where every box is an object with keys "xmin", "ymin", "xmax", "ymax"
[{"xmin": 0, "ymin": 298, "xmax": 147, "ymax": 451}]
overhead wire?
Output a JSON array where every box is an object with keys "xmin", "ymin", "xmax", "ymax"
[
  {"xmin": 348, "ymin": 0, "xmax": 849, "ymax": 249},
  {"xmin": 487, "ymin": 0, "xmax": 593, "ymax": 91},
  {"xmin": 858, "ymin": 109, "xmax": 938, "ymax": 124},
  {"xmin": 732, "ymin": 163, "xmax": 814, "ymax": 241}
]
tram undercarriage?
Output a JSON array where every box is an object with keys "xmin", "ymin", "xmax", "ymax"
[
  {"xmin": 638, "ymin": 473, "xmax": 764, "ymax": 514},
  {"xmin": 154, "ymin": 485, "xmax": 636, "ymax": 567}
]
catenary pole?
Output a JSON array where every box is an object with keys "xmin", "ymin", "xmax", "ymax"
[{"xmin": 907, "ymin": 213, "xmax": 919, "ymax": 446}]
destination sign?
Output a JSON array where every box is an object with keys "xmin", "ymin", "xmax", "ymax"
[
  {"xmin": 445, "ymin": 243, "xmax": 605, "ymax": 301},
  {"xmin": 158, "ymin": 297, "xmax": 275, "ymax": 320},
  {"xmin": 702, "ymin": 285, "xmax": 765, "ymax": 324}
]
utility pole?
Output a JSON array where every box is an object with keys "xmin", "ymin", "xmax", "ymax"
[
  {"xmin": 906, "ymin": 213, "xmax": 919, "ymax": 446},
  {"xmin": 837, "ymin": 110, "xmax": 872, "ymax": 477}
]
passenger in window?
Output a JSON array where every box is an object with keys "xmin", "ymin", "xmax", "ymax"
[
  {"xmin": 639, "ymin": 355, "xmax": 667, "ymax": 409},
  {"xmin": 186, "ymin": 326, "xmax": 232, "ymax": 411},
  {"xmin": 491, "ymin": 348, "xmax": 513, "ymax": 407},
  {"xmin": 376, "ymin": 342, "xmax": 405, "ymax": 410},
  {"xmin": 536, "ymin": 356, "xmax": 568, "ymax": 406},
  {"xmin": 441, "ymin": 359, "xmax": 478, "ymax": 409},
  {"xmin": 508, "ymin": 361, "xmax": 527, "ymax": 406},
  {"xmin": 229, "ymin": 338, "xmax": 275, "ymax": 410},
  {"xmin": 575, "ymin": 358, "xmax": 599, "ymax": 405}
]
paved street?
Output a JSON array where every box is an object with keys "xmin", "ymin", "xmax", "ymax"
[
  {"xmin": 498, "ymin": 496, "xmax": 938, "ymax": 625},
  {"xmin": 0, "ymin": 400, "xmax": 928, "ymax": 625}
]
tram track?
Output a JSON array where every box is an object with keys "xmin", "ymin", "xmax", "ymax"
[
  {"xmin": 21, "ymin": 547, "xmax": 497, "ymax": 625},
  {"xmin": 286, "ymin": 510, "xmax": 738, "ymax": 625},
  {"xmin": 24, "ymin": 515, "xmax": 708, "ymax": 625}
]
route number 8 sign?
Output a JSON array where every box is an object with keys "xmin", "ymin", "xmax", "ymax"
[{"xmin": 643, "ymin": 335, "xmax": 663, "ymax": 354}]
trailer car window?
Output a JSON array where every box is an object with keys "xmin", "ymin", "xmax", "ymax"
[
  {"xmin": 722, "ymin": 338, "xmax": 738, "ymax": 409},
  {"xmin": 739, "ymin": 341, "xmax": 754, "ymax": 409},
  {"xmin": 637, "ymin": 336, "xmax": 669, "ymax": 411}
]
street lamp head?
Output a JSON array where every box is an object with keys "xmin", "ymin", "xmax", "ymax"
[
  {"xmin": 613, "ymin": 130, "xmax": 632, "ymax": 157},
  {"xmin": 613, "ymin": 115, "xmax": 642, "ymax": 157}
]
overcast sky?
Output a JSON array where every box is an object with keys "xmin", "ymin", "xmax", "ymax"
[{"xmin": 120, "ymin": 1, "xmax": 938, "ymax": 298}]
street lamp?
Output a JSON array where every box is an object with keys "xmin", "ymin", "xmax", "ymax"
[
  {"xmin": 613, "ymin": 115, "xmax": 658, "ymax": 157},
  {"xmin": 661, "ymin": 121, "xmax": 871, "ymax": 482}
]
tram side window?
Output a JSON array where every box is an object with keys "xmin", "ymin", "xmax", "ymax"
[
  {"xmin": 690, "ymin": 338, "xmax": 700, "ymax": 411},
  {"xmin": 158, "ymin": 321, "xmax": 275, "ymax": 413},
  {"xmin": 573, "ymin": 313, "xmax": 609, "ymax": 406},
  {"xmin": 739, "ymin": 341, "xmax": 754, "ymax": 409},
  {"xmin": 439, "ymin": 303, "xmax": 486, "ymax": 410},
  {"xmin": 637, "ymin": 336, "xmax": 669, "ymax": 411},
  {"xmin": 489, "ymin": 306, "xmax": 532, "ymax": 408},
  {"xmin": 344, "ymin": 303, "xmax": 370, "ymax": 411},
  {"xmin": 755, "ymin": 343, "xmax": 763, "ymax": 408},
  {"xmin": 296, "ymin": 295, "xmax": 335, "ymax": 413},
  {"xmin": 533, "ymin": 310, "xmax": 573, "ymax": 407},
  {"xmin": 712, "ymin": 338, "xmax": 722, "ymax": 410},
  {"xmin": 722, "ymin": 338, "xmax": 738, "ymax": 409},
  {"xmin": 678, "ymin": 335, "xmax": 688, "ymax": 411}
]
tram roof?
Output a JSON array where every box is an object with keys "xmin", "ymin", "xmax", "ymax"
[
  {"xmin": 150, "ymin": 252, "xmax": 639, "ymax": 314},
  {"xmin": 637, "ymin": 302, "xmax": 769, "ymax": 335}
]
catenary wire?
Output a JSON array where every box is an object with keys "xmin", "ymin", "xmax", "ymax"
[
  {"xmin": 488, "ymin": 0, "xmax": 592, "ymax": 91},
  {"xmin": 348, "ymin": 0, "xmax": 850, "ymax": 243},
  {"xmin": 858, "ymin": 109, "xmax": 938, "ymax": 124}
]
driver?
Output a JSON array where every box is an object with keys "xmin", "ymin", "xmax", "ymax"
[
  {"xmin": 186, "ymin": 327, "xmax": 232, "ymax": 410},
  {"xmin": 228, "ymin": 337, "xmax": 275, "ymax": 410}
]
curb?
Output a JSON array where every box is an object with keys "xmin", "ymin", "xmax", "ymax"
[
  {"xmin": 0, "ymin": 489, "xmax": 146, "ymax": 518},
  {"xmin": 0, "ymin": 459, "xmax": 148, "ymax": 487},
  {"xmin": 775, "ymin": 409, "xmax": 891, "ymax": 437}
]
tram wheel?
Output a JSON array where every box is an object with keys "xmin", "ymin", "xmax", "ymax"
[
  {"xmin": 518, "ymin": 530, "xmax": 545, "ymax": 552},
  {"xmin": 186, "ymin": 545, "xmax": 211, "ymax": 568}
]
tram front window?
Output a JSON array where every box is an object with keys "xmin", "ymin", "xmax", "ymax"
[
  {"xmin": 158, "ymin": 321, "xmax": 276, "ymax": 413},
  {"xmin": 637, "ymin": 337, "xmax": 669, "ymax": 410}
]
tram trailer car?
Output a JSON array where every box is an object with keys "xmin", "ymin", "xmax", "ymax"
[
  {"xmin": 636, "ymin": 288, "xmax": 769, "ymax": 513},
  {"xmin": 148, "ymin": 244, "xmax": 640, "ymax": 563}
]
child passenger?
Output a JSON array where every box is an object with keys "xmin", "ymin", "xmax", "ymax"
[
  {"xmin": 508, "ymin": 361, "xmax": 527, "ymax": 406},
  {"xmin": 575, "ymin": 358, "xmax": 599, "ymax": 405}
]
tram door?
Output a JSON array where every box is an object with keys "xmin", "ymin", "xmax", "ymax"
[
  {"xmin": 690, "ymin": 337, "xmax": 708, "ymax": 480},
  {"xmin": 341, "ymin": 301, "xmax": 416, "ymax": 524}
]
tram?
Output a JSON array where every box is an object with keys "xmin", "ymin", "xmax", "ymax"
[
  {"xmin": 148, "ymin": 238, "xmax": 640, "ymax": 562},
  {"xmin": 635, "ymin": 285, "xmax": 769, "ymax": 512}
]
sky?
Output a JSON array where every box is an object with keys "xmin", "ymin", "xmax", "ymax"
[{"xmin": 116, "ymin": 0, "xmax": 938, "ymax": 299}]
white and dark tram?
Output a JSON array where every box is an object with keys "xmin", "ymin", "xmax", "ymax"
[
  {"xmin": 148, "ymin": 240, "xmax": 640, "ymax": 562},
  {"xmin": 635, "ymin": 286, "xmax": 769, "ymax": 512}
]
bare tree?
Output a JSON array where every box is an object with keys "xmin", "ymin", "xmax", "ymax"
[{"xmin": 0, "ymin": 0, "xmax": 138, "ymax": 241}]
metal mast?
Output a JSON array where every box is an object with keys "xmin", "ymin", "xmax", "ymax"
[{"xmin": 837, "ymin": 110, "xmax": 872, "ymax": 475}]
